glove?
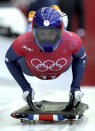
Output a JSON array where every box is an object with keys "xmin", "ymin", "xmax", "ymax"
[
  {"xmin": 22, "ymin": 89, "xmax": 35, "ymax": 102},
  {"xmin": 22, "ymin": 89, "xmax": 40, "ymax": 111}
]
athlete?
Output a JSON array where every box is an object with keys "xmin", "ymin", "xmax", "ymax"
[
  {"xmin": 5, "ymin": 7, "xmax": 87, "ymax": 111},
  {"xmin": 26, "ymin": 5, "xmax": 68, "ymax": 32}
]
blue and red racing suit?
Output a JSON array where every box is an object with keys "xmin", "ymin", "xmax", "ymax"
[{"xmin": 5, "ymin": 30, "xmax": 87, "ymax": 93}]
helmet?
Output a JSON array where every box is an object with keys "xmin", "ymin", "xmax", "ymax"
[{"xmin": 33, "ymin": 7, "xmax": 63, "ymax": 52}]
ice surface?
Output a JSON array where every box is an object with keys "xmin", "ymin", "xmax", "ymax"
[
  {"xmin": 0, "ymin": 36, "xmax": 95, "ymax": 131},
  {"xmin": 0, "ymin": 85, "xmax": 95, "ymax": 131}
]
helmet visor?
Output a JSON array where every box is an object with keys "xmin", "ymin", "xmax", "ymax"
[{"xmin": 33, "ymin": 25, "xmax": 62, "ymax": 44}]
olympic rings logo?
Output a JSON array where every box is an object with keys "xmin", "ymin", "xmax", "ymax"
[{"xmin": 31, "ymin": 58, "xmax": 67, "ymax": 72}]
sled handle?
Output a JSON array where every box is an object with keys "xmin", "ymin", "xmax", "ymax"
[{"xmin": 27, "ymin": 94, "xmax": 40, "ymax": 111}]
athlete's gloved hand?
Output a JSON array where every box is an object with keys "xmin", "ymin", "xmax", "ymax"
[
  {"xmin": 22, "ymin": 89, "xmax": 35, "ymax": 102},
  {"xmin": 22, "ymin": 89, "xmax": 40, "ymax": 111}
]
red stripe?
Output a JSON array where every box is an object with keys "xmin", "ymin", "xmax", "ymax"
[
  {"xmin": 68, "ymin": 118, "xmax": 73, "ymax": 120},
  {"xmin": 39, "ymin": 114, "xmax": 53, "ymax": 121},
  {"xmin": 13, "ymin": 114, "xmax": 17, "ymax": 118}
]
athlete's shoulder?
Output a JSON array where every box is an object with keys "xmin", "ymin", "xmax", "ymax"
[
  {"xmin": 12, "ymin": 31, "xmax": 33, "ymax": 56},
  {"xmin": 63, "ymin": 31, "xmax": 82, "ymax": 54},
  {"xmin": 13, "ymin": 31, "xmax": 33, "ymax": 46},
  {"xmin": 14, "ymin": 31, "xmax": 33, "ymax": 43},
  {"xmin": 64, "ymin": 31, "xmax": 82, "ymax": 41},
  {"xmin": 70, "ymin": 31, "xmax": 82, "ymax": 42}
]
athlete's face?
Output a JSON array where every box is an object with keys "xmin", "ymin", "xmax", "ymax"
[
  {"xmin": 33, "ymin": 26, "xmax": 62, "ymax": 44},
  {"xmin": 38, "ymin": 28, "xmax": 57, "ymax": 42}
]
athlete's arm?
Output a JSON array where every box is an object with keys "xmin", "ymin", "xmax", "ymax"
[
  {"xmin": 71, "ymin": 45, "xmax": 87, "ymax": 93},
  {"xmin": 5, "ymin": 45, "xmax": 32, "ymax": 93}
]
